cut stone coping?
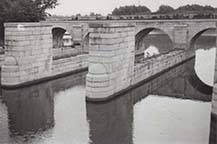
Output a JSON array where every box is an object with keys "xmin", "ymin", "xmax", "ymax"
[{"xmin": 4, "ymin": 22, "xmax": 52, "ymax": 28}]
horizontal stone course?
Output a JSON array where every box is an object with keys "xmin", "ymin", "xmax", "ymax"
[
  {"xmin": 2, "ymin": 23, "xmax": 53, "ymax": 86},
  {"xmin": 51, "ymin": 54, "xmax": 88, "ymax": 76}
]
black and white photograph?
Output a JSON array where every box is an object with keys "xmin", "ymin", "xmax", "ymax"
[{"xmin": 0, "ymin": 0, "xmax": 217, "ymax": 143}]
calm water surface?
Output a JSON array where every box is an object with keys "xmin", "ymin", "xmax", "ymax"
[{"xmin": 0, "ymin": 33, "xmax": 216, "ymax": 144}]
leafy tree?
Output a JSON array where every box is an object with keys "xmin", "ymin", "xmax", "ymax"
[
  {"xmin": 112, "ymin": 5, "xmax": 151, "ymax": 15},
  {"xmin": 176, "ymin": 4, "xmax": 215, "ymax": 12},
  {"xmin": 156, "ymin": 5, "xmax": 174, "ymax": 14},
  {"xmin": 0, "ymin": 0, "xmax": 58, "ymax": 45}
]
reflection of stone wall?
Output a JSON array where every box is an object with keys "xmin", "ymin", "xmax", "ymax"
[
  {"xmin": 2, "ymin": 82, "xmax": 54, "ymax": 136},
  {"xmin": 86, "ymin": 92, "xmax": 133, "ymax": 144}
]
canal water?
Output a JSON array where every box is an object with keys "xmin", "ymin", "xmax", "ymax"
[{"xmin": 0, "ymin": 33, "xmax": 216, "ymax": 144}]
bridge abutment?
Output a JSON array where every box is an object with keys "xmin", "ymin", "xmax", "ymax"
[
  {"xmin": 2, "ymin": 23, "xmax": 53, "ymax": 87},
  {"xmin": 86, "ymin": 23, "xmax": 135, "ymax": 99}
]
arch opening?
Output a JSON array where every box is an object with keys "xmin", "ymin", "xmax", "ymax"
[
  {"xmin": 190, "ymin": 28, "xmax": 216, "ymax": 50},
  {"xmin": 52, "ymin": 27, "xmax": 74, "ymax": 48},
  {"xmin": 188, "ymin": 28, "xmax": 216, "ymax": 88},
  {"xmin": 83, "ymin": 33, "xmax": 89, "ymax": 54},
  {"xmin": 52, "ymin": 27, "xmax": 81, "ymax": 59},
  {"xmin": 135, "ymin": 28, "xmax": 173, "ymax": 63}
]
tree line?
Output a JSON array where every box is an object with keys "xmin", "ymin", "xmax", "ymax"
[{"xmin": 112, "ymin": 4, "xmax": 217, "ymax": 15}]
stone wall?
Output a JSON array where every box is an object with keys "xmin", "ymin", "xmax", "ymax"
[
  {"xmin": 52, "ymin": 47, "xmax": 82, "ymax": 59},
  {"xmin": 0, "ymin": 22, "xmax": 89, "ymax": 87},
  {"xmin": 132, "ymin": 50, "xmax": 191, "ymax": 84},
  {"xmin": 86, "ymin": 48, "xmax": 194, "ymax": 100},
  {"xmin": 2, "ymin": 23, "xmax": 52, "ymax": 86},
  {"xmin": 0, "ymin": 54, "xmax": 4, "ymax": 67},
  {"xmin": 86, "ymin": 23, "xmax": 135, "ymax": 99},
  {"xmin": 173, "ymin": 25, "xmax": 189, "ymax": 49},
  {"xmin": 51, "ymin": 54, "xmax": 88, "ymax": 76}
]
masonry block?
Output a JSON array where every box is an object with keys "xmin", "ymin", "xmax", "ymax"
[
  {"xmin": 86, "ymin": 23, "xmax": 135, "ymax": 99},
  {"xmin": 173, "ymin": 24, "xmax": 189, "ymax": 49},
  {"xmin": 1, "ymin": 23, "xmax": 53, "ymax": 86}
]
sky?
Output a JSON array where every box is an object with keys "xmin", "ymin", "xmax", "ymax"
[{"xmin": 47, "ymin": 0, "xmax": 217, "ymax": 16}]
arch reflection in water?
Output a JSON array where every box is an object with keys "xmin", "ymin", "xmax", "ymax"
[
  {"xmin": 154, "ymin": 58, "xmax": 212, "ymax": 100},
  {"xmin": 2, "ymin": 83, "xmax": 54, "ymax": 139}
]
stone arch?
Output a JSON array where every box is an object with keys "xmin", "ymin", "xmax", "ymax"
[
  {"xmin": 189, "ymin": 28, "xmax": 216, "ymax": 49},
  {"xmin": 52, "ymin": 27, "xmax": 66, "ymax": 48},
  {"xmin": 135, "ymin": 27, "xmax": 173, "ymax": 56}
]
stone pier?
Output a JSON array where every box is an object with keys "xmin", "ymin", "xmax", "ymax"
[
  {"xmin": 2, "ymin": 23, "xmax": 52, "ymax": 87},
  {"xmin": 173, "ymin": 24, "xmax": 189, "ymax": 49},
  {"xmin": 86, "ymin": 23, "xmax": 135, "ymax": 99}
]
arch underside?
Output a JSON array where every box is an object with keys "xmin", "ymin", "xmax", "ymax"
[
  {"xmin": 189, "ymin": 28, "xmax": 216, "ymax": 49},
  {"xmin": 135, "ymin": 28, "xmax": 173, "ymax": 55},
  {"xmin": 52, "ymin": 27, "xmax": 66, "ymax": 48}
]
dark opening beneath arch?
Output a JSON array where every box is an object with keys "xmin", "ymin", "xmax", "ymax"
[{"xmin": 52, "ymin": 27, "xmax": 66, "ymax": 48}]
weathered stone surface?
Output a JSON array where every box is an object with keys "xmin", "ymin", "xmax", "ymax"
[
  {"xmin": 86, "ymin": 23, "xmax": 135, "ymax": 99},
  {"xmin": 1, "ymin": 23, "xmax": 53, "ymax": 86}
]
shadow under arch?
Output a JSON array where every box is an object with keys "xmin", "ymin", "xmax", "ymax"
[
  {"xmin": 52, "ymin": 27, "xmax": 67, "ymax": 48},
  {"xmin": 189, "ymin": 28, "xmax": 216, "ymax": 50},
  {"xmin": 82, "ymin": 32, "xmax": 90, "ymax": 53},
  {"xmin": 184, "ymin": 58, "xmax": 213, "ymax": 96},
  {"xmin": 135, "ymin": 27, "xmax": 173, "ymax": 52}
]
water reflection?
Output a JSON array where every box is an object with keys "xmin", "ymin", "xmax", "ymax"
[
  {"xmin": 155, "ymin": 58, "xmax": 212, "ymax": 100},
  {"xmin": 87, "ymin": 94, "xmax": 133, "ymax": 144},
  {"xmin": 2, "ymin": 83, "xmax": 54, "ymax": 139},
  {"xmin": 87, "ymin": 58, "xmax": 212, "ymax": 144},
  {"xmin": 0, "ymin": 72, "xmax": 89, "ymax": 144}
]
